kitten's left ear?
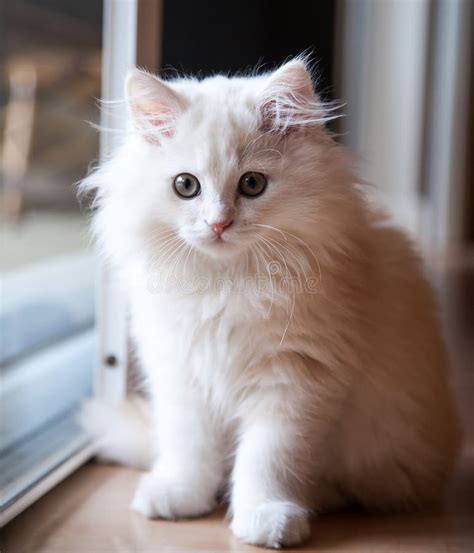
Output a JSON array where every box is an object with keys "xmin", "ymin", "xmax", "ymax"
[
  {"xmin": 258, "ymin": 59, "xmax": 327, "ymax": 133},
  {"xmin": 267, "ymin": 59, "xmax": 315, "ymax": 101},
  {"xmin": 126, "ymin": 69, "xmax": 186, "ymax": 143}
]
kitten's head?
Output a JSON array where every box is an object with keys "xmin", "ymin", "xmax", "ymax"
[{"xmin": 92, "ymin": 58, "xmax": 348, "ymax": 268}]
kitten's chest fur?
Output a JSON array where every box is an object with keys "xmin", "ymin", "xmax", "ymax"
[{"xmin": 131, "ymin": 284, "xmax": 280, "ymax": 411}]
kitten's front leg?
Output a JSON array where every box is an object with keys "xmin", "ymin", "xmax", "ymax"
[
  {"xmin": 230, "ymin": 412, "xmax": 313, "ymax": 548},
  {"xmin": 131, "ymin": 379, "xmax": 224, "ymax": 519}
]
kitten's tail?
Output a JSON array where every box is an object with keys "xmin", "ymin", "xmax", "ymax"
[{"xmin": 78, "ymin": 395, "xmax": 153, "ymax": 470}]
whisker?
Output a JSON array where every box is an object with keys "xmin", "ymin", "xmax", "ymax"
[
  {"xmin": 143, "ymin": 227, "xmax": 177, "ymax": 242},
  {"xmin": 163, "ymin": 240, "xmax": 188, "ymax": 286},
  {"xmin": 256, "ymin": 233, "xmax": 291, "ymax": 280},
  {"xmin": 254, "ymin": 223, "xmax": 322, "ymax": 284},
  {"xmin": 263, "ymin": 233, "xmax": 312, "ymax": 284},
  {"xmin": 169, "ymin": 240, "xmax": 190, "ymax": 283},
  {"xmin": 255, "ymin": 237, "xmax": 275, "ymax": 316},
  {"xmin": 148, "ymin": 236, "xmax": 183, "ymax": 270},
  {"xmin": 253, "ymin": 231, "xmax": 302, "ymax": 344},
  {"xmin": 156, "ymin": 238, "xmax": 186, "ymax": 277},
  {"xmin": 182, "ymin": 244, "xmax": 195, "ymax": 279},
  {"xmin": 280, "ymin": 277, "xmax": 296, "ymax": 346}
]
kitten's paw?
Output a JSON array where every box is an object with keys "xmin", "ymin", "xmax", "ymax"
[
  {"xmin": 231, "ymin": 501, "xmax": 310, "ymax": 548},
  {"xmin": 131, "ymin": 470, "xmax": 216, "ymax": 519}
]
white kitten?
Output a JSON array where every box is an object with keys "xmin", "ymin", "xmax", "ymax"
[{"xmin": 80, "ymin": 58, "xmax": 460, "ymax": 548}]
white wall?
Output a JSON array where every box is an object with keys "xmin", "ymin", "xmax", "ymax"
[{"xmin": 339, "ymin": 0, "xmax": 430, "ymax": 236}]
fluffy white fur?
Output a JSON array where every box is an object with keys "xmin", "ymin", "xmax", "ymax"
[{"xmin": 80, "ymin": 58, "xmax": 460, "ymax": 548}]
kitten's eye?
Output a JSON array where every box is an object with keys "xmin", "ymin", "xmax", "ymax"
[
  {"xmin": 173, "ymin": 173, "xmax": 201, "ymax": 199},
  {"xmin": 238, "ymin": 172, "xmax": 267, "ymax": 198}
]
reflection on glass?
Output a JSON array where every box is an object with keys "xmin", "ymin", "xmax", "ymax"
[{"xmin": 1, "ymin": 0, "xmax": 102, "ymax": 511}]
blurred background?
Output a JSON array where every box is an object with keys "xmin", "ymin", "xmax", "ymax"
[
  {"xmin": 1, "ymin": 0, "xmax": 102, "ymax": 516},
  {"xmin": 2, "ymin": 0, "xmax": 102, "ymax": 265},
  {"xmin": 1, "ymin": 0, "xmax": 472, "ymax": 524}
]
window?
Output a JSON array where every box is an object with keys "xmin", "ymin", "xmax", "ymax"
[{"xmin": 0, "ymin": 0, "xmax": 138, "ymax": 524}]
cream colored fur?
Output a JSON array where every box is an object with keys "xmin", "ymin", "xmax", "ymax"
[{"xmin": 80, "ymin": 58, "xmax": 460, "ymax": 548}]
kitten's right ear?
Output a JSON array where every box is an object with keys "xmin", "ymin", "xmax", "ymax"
[{"xmin": 126, "ymin": 69, "xmax": 186, "ymax": 144}]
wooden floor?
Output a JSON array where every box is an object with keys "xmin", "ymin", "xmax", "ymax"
[
  {"xmin": 2, "ymin": 455, "xmax": 474, "ymax": 553},
  {"xmin": 2, "ymin": 264, "xmax": 474, "ymax": 553}
]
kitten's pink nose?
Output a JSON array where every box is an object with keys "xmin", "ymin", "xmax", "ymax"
[{"xmin": 209, "ymin": 219, "xmax": 233, "ymax": 236}]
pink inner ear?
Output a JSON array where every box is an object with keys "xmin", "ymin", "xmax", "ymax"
[
  {"xmin": 259, "ymin": 98, "xmax": 279, "ymax": 133},
  {"xmin": 144, "ymin": 128, "xmax": 167, "ymax": 145},
  {"xmin": 133, "ymin": 99, "xmax": 177, "ymax": 143},
  {"xmin": 259, "ymin": 91, "xmax": 310, "ymax": 135},
  {"xmin": 257, "ymin": 61, "xmax": 329, "ymax": 133},
  {"xmin": 146, "ymin": 108, "xmax": 175, "ymax": 142},
  {"xmin": 127, "ymin": 71, "xmax": 185, "ymax": 144},
  {"xmin": 139, "ymin": 120, "xmax": 171, "ymax": 145},
  {"xmin": 258, "ymin": 62, "xmax": 315, "ymax": 134}
]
